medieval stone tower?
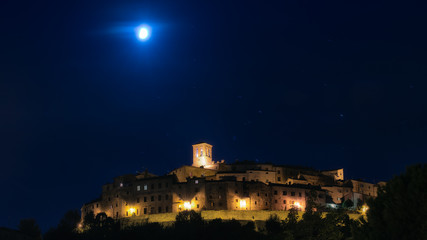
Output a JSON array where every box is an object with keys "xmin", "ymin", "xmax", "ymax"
[{"xmin": 192, "ymin": 142, "xmax": 213, "ymax": 168}]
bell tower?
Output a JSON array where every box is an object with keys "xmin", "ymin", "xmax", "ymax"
[{"xmin": 192, "ymin": 142, "xmax": 213, "ymax": 168}]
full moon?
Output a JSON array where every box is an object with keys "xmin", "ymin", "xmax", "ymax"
[
  {"xmin": 137, "ymin": 25, "xmax": 151, "ymax": 41},
  {"xmin": 139, "ymin": 28, "xmax": 149, "ymax": 40}
]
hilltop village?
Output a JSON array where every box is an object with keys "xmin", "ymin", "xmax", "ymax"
[{"xmin": 81, "ymin": 142, "xmax": 382, "ymax": 220}]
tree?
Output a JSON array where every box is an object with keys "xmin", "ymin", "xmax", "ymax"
[
  {"xmin": 44, "ymin": 210, "xmax": 81, "ymax": 240},
  {"xmin": 265, "ymin": 214, "xmax": 282, "ymax": 235},
  {"xmin": 18, "ymin": 219, "xmax": 42, "ymax": 240},
  {"xmin": 343, "ymin": 199, "xmax": 354, "ymax": 209},
  {"xmin": 354, "ymin": 164, "xmax": 427, "ymax": 240}
]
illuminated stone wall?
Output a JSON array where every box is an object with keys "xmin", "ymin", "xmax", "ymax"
[{"xmin": 121, "ymin": 210, "xmax": 362, "ymax": 227}]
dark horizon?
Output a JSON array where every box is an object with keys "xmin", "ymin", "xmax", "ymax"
[{"xmin": 1, "ymin": 0, "xmax": 426, "ymax": 232}]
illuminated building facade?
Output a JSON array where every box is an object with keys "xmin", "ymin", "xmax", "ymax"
[{"xmin": 81, "ymin": 142, "xmax": 380, "ymax": 220}]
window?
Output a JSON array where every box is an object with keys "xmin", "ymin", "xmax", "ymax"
[
  {"xmin": 275, "ymin": 200, "xmax": 278, "ymax": 203},
  {"xmin": 196, "ymin": 148, "xmax": 198, "ymax": 157},
  {"xmin": 151, "ymin": 196, "xmax": 154, "ymax": 201},
  {"xmin": 137, "ymin": 198, "xmax": 140, "ymax": 203},
  {"xmin": 144, "ymin": 185, "xmax": 148, "ymax": 190},
  {"xmin": 120, "ymin": 183, "xmax": 123, "ymax": 187},
  {"xmin": 291, "ymin": 192, "xmax": 295, "ymax": 196},
  {"xmin": 299, "ymin": 192, "xmax": 302, "ymax": 197},
  {"xmin": 158, "ymin": 195, "xmax": 162, "ymax": 201},
  {"xmin": 144, "ymin": 208, "xmax": 147, "ymax": 214},
  {"xmin": 150, "ymin": 207, "xmax": 155, "ymax": 214},
  {"xmin": 255, "ymin": 201, "xmax": 257, "ymax": 205},
  {"xmin": 126, "ymin": 211, "xmax": 128, "ymax": 216},
  {"xmin": 116, "ymin": 203, "xmax": 118, "ymax": 207},
  {"xmin": 195, "ymin": 197, "xmax": 198, "ymax": 200},
  {"xmin": 278, "ymin": 177, "xmax": 281, "ymax": 181},
  {"xmin": 144, "ymin": 197, "xmax": 147, "ymax": 202},
  {"xmin": 197, "ymin": 204, "xmax": 199, "ymax": 209},
  {"xmin": 242, "ymin": 177, "xmax": 246, "ymax": 181},
  {"xmin": 158, "ymin": 207, "xmax": 162, "ymax": 213},
  {"xmin": 278, "ymin": 170, "xmax": 281, "ymax": 174},
  {"xmin": 283, "ymin": 191, "xmax": 287, "ymax": 196},
  {"xmin": 257, "ymin": 192, "xmax": 260, "ymax": 196},
  {"xmin": 96, "ymin": 204, "xmax": 98, "ymax": 208},
  {"xmin": 166, "ymin": 206, "xmax": 169, "ymax": 212},
  {"xmin": 235, "ymin": 190, "xmax": 238, "ymax": 194},
  {"xmin": 137, "ymin": 185, "xmax": 141, "ymax": 191},
  {"xmin": 265, "ymin": 202, "xmax": 268, "ymax": 206},
  {"xmin": 236, "ymin": 199, "xmax": 238, "ymax": 202},
  {"xmin": 274, "ymin": 190, "xmax": 278, "ymax": 195},
  {"xmin": 283, "ymin": 200, "xmax": 286, "ymax": 204}
]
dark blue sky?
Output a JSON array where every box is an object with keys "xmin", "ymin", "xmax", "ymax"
[{"xmin": 1, "ymin": 0, "xmax": 426, "ymax": 231}]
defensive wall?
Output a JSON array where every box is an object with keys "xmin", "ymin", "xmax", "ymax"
[{"xmin": 120, "ymin": 210, "xmax": 362, "ymax": 229}]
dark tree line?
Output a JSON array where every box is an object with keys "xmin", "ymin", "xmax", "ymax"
[{"xmin": 19, "ymin": 164, "xmax": 426, "ymax": 240}]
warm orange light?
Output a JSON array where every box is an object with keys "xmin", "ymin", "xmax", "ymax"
[
  {"xmin": 129, "ymin": 208, "xmax": 136, "ymax": 215},
  {"xmin": 184, "ymin": 201, "xmax": 192, "ymax": 210},
  {"xmin": 294, "ymin": 202, "xmax": 301, "ymax": 208},
  {"xmin": 239, "ymin": 199, "xmax": 247, "ymax": 209},
  {"xmin": 200, "ymin": 156, "xmax": 207, "ymax": 166},
  {"xmin": 361, "ymin": 205, "xmax": 369, "ymax": 215}
]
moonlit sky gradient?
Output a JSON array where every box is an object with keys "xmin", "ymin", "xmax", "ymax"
[{"xmin": 1, "ymin": 0, "xmax": 426, "ymax": 231}]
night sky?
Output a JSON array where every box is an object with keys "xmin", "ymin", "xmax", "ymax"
[{"xmin": 1, "ymin": 0, "xmax": 427, "ymax": 231}]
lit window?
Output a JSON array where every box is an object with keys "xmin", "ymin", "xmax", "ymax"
[
  {"xmin": 195, "ymin": 180, "xmax": 199, "ymax": 184},
  {"xmin": 196, "ymin": 148, "xmax": 198, "ymax": 157},
  {"xmin": 120, "ymin": 183, "xmax": 123, "ymax": 187},
  {"xmin": 144, "ymin": 185, "xmax": 148, "ymax": 190},
  {"xmin": 137, "ymin": 185, "xmax": 141, "ymax": 191}
]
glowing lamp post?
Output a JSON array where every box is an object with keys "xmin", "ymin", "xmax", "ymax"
[
  {"xmin": 239, "ymin": 199, "xmax": 247, "ymax": 209},
  {"xmin": 129, "ymin": 207, "xmax": 136, "ymax": 216},
  {"xmin": 183, "ymin": 201, "xmax": 192, "ymax": 210}
]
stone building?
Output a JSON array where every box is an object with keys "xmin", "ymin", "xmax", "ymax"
[{"xmin": 81, "ymin": 142, "xmax": 380, "ymax": 220}]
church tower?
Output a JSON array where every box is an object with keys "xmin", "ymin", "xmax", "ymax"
[{"xmin": 192, "ymin": 142, "xmax": 213, "ymax": 168}]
